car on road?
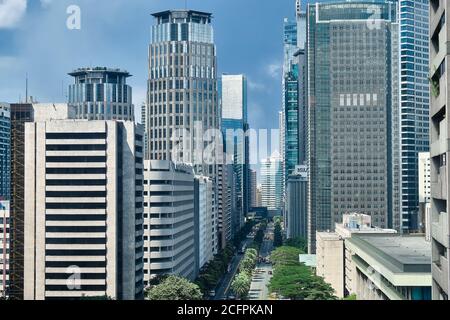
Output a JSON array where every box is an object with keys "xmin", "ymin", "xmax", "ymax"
[
  {"xmin": 208, "ymin": 290, "xmax": 216, "ymax": 297},
  {"xmin": 268, "ymin": 270, "xmax": 273, "ymax": 275},
  {"xmin": 227, "ymin": 294, "xmax": 236, "ymax": 300}
]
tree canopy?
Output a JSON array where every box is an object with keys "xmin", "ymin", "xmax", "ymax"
[{"xmin": 146, "ymin": 275, "xmax": 203, "ymax": 300}]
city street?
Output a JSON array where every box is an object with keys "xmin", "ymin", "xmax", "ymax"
[
  {"xmin": 213, "ymin": 238, "xmax": 253, "ymax": 300},
  {"xmin": 249, "ymin": 224, "xmax": 274, "ymax": 300}
]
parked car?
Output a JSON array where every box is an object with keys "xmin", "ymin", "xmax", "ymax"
[
  {"xmin": 268, "ymin": 270, "xmax": 273, "ymax": 275},
  {"xmin": 209, "ymin": 290, "xmax": 216, "ymax": 297}
]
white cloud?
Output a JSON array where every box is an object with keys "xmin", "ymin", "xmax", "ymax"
[
  {"xmin": 0, "ymin": 0, "xmax": 27, "ymax": 29},
  {"xmin": 266, "ymin": 62, "xmax": 282, "ymax": 79},
  {"xmin": 247, "ymin": 78, "xmax": 266, "ymax": 91}
]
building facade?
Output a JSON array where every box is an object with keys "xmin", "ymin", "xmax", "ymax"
[
  {"xmin": 261, "ymin": 154, "xmax": 283, "ymax": 211},
  {"xmin": 0, "ymin": 103, "xmax": 10, "ymax": 200},
  {"xmin": 23, "ymin": 120, "xmax": 144, "ymax": 300},
  {"xmin": 429, "ymin": 0, "xmax": 450, "ymax": 300},
  {"xmin": 286, "ymin": 165, "xmax": 308, "ymax": 239},
  {"xmin": 399, "ymin": 0, "xmax": 430, "ymax": 232},
  {"xmin": 143, "ymin": 160, "xmax": 196, "ymax": 284},
  {"xmin": 306, "ymin": 0, "xmax": 400, "ymax": 253},
  {"xmin": 194, "ymin": 175, "xmax": 217, "ymax": 274},
  {"xmin": 249, "ymin": 169, "xmax": 257, "ymax": 208},
  {"xmin": 9, "ymin": 103, "xmax": 76, "ymax": 300},
  {"xmin": 0, "ymin": 200, "xmax": 10, "ymax": 298},
  {"xmin": 418, "ymin": 152, "xmax": 431, "ymax": 239},
  {"xmin": 68, "ymin": 67, "xmax": 134, "ymax": 121},
  {"xmin": 220, "ymin": 74, "xmax": 249, "ymax": 231}
]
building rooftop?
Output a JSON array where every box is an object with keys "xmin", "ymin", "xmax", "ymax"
[
  {"xmin": 347, "ymin": 234, "xmax": 431, "ymax": 273},
  {"xmin": 68, "ymin": 67, "xmax": 131, "ymax": 77},
  {"xmin": 151, "ymin": 9, "xmax": 212, "ymax": 19}
]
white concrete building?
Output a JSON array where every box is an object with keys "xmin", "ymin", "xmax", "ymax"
[
  {"xmin": 316, "ymin": 213, "xmax": 397, "ymax": 298},
  {"xmin": 0, "ymin": 200, "xmax": 10, "ymax": 298},
  {"xmin": 194, "ymin": 176, "xmax": 217, "ymax": 273},
  {"xmin": 24, "ymin": 120, "xmax": 144, "ymax": 300},
  {"xmin": 261, "ymin": 153, "xmax": 283, "ymax": 211},
  {"xmin": 143, "ymin": 160, "xmax": 195, "ymax": 285}
]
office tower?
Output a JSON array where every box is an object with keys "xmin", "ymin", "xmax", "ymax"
[
  {"xmin": 143, "ymin": 160, "xmax": 195, "ymax": 284},
  {"xmin": 286, "ymin": 165, "xmax": 308, "ymax": 239},
  {"xmin": 9, "ymin": 103, "xmax": 76, "ymax": 300},
  {"xmin": 23, "ymin": 120, "xmax": 144, "ymax": 300},
  {"xmin": 256, "ymin": 186, "xmax": 262, "ymax": 208},
  {"xmin": 418, "ymin": 152, "xmax": 431, "ymax": 240},
  {"xmin": 249, "ymin": 169, "xmax": 257, "ymax": 208},
  {"xmin": 0, "ymin": 200, "xmax": 10, "ymax": 298},
  {"xmin": 0, "ymin": 103, "xmax": 10, "ymax": 200},
  {"xmin": 147, "ymin": 10, "xmax": 218, "ymax": 166},
  {"xmin": 217, "ymin": 162, "xmax": 232, "ymax": 248},
  {"xmin": 220, "ymin": 74, "xmax": 249, "ymax": 230},
  {"xmin": 430, "ymin": 0, "xmax": 449, "ymax": 300},
  {"xmin": 141, "ymin": 101, "xmax": 148, "ymax": 157},
  {"xmin": 399, "ymin": 0, "xmax": 430, "ymax": 231},
  {"xmin": 194, "ymin": 175, "xmax": 217, "ymax": 275},
  {"xmin": 261, "ymin": 153, "xmax": 283, "ymax": 211},
  {"xmin": 306, "ymin": 0, "xmax": 400, "ymax": 253},
  {"xmin": 68, "ymin": 67, "xmax": 134, "ymax": 121}
]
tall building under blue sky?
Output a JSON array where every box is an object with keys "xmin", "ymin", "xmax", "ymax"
[
  {"xmin": 398, "ymin": 0, "xmax": 430, "ymax": 232},
  {"xmin": 0, "ymin": 103, "xmax": 10, "ymax": 200}
]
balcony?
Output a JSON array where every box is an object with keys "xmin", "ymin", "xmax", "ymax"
[
  {"xmin": 431, "ymin": 165, "xmax": 448, "ymax": 200},
  {"xmin": 432, "ymin": 211, "xmax": 449, "ymax": 248},
  {"xmin": 432, "ymin": 254, "xmax": 449, "ymax": 294}
]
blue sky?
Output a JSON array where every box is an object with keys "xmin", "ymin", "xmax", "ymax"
[{"xmin": 0, "ymin": 0, "xmax": 312, "ymax": 131}]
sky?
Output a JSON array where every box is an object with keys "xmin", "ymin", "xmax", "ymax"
[{"xmin": 0, "ymin": 0, "xmax": 314, "ymax": 132}]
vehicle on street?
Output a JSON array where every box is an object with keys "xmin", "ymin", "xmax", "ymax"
[
  {"xmin": 209, "ymin": 290, "xmax": 216, "ymax": 297},
  {"xmin": 268, "ymin": 270, "xmax": 273, "ymax": 275}
]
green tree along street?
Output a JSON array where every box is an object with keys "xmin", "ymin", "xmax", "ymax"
[
  {"xmin": 284, "ymin": 237, "xmax": 308, "ymax": 253},
  {"xmin": 273, "ymin": 220, "xmax": 283, "ymax": 248},
  {"xmin": 268, "ymin": 246, "xmax": 337, "ymax": 300},
  {"xmin": 231, "ymin": 272, "xmax": 251, "ymax": 299},
  {"xmin": 146, "ymin": 275, "xmax": 203, "ymax": 300}
]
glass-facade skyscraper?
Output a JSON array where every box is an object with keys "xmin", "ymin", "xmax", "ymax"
[
  {"xmin": 68, "ymin": 67, "xmax": 134, "ymax": 121},
  {"xmin": 220, "ymin": 74, "xmax": 249, "ymax": 233},
  {"xmin": 0, "ymin": 103, "xmax": 10, "ymax": 200},
  {"xmin": 398, "ymin": 0, "xmax": 430, "ymax": 232},
  {"xmin": 306, "ymin": 0, "xmax": 400, "ymax": 253}
]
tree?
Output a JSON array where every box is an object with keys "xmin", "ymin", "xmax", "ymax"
[
  {"xmin": 240, "ymin": 256, "xmax": 256, "ymax": 274},
  {"xmin": 284, "ymin": 237, "xmax": 307, "ymax": 253},
  {"xmin": 270, "ymin": 246, "xmax": 302, "ymax": 266},
  {"xmin": 273, "ymin": 221, "xmax": 283, "ymax": 247},
  {"xmin": 231, "ymin": 272, "xmax": 251, "ymax": 299},
  {"xmin": 146, "ymin": 275, "xmax": 203, "ymax": 300}
]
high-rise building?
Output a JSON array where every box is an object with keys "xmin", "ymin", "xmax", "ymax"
[
  {"xmin": 143, "ymin": 160, "xmax": 196, "ymax": 284},
  {"xmin": 0, "ymin": 200, "xmax": 10, "ymax": 298},
  {"xmin": 194, "ymin": 175, "xmax": 217, "ymax": 274},
  {"xmin": 217, "ymin": 162, "xmax": 233, "ymax": 248},
  {"xmin": 0, "ymin": 103, "xmax": 10, "ymax": 200},
  {"xmin": 256, "ymin": 186, "xmax": 262, "ymax": 208},
  {"xmin": 430, "ymin": 0, "xmax": 450, "ymax": 300},
  {"xmin": 24, "ymin": 120, "xmax": 144, "ymax": 300},
  {"xmin": 68, "ymin": 67, "xmax": 134, "ymax": 121},
  {"xmin": 261, "ymin": 153, "xmax": 283, "ymax": 211},
  {"xmin": 249, "ymin": 169, "xmax": 257, "ymax": 208},
  {"xmin": 399, "ymin": 0, "xmax": 430, "ymax": 232},
  {"xmin": 286, "ymin": 165, "xmax": 308, "ymax": 239},
  {"xmin": 69, "ymin": 67, "xmax": 134, "ymax": 121},
  {"xmin": 147, "ymin": 10, "xmax": 218, "ymax": 168},
  {"xmin": 220, "ymin": 74, "xmax": 249, "ymax": 230},
  {"xmin": 9, "ymin": 103, "xmax": 76, "ymax": 300},
  {"xmin": 306, "ymin": 0, "xmax": 400, "ymax": 252}
]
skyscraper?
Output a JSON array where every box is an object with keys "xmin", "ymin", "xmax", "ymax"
[
  {"xmin": 430, "ymin": 0, "xmax": 449, "ymax": 300},
  {"xmin": 399, "ymin": 0, "xmax": 430, "ymax": 231},
  {"xmin": 68, "ymin": 67, "xmax": 134, "ymax": 121},
  {"xmin": 306, "ymin": 0, "xmax": 400, "ymax": 252},
  {"xmin": 147, "ymin": 10, "xmax": 218, "ymax": 169},
  {"xmin": 249, "ymin": 169, "xmax": 257, "ymax": 208},
  {"xmin": 24, "ymin": 120, "xmax": 144, "ymax": 300},
  {"xmin": 0, "ymin": 103, "xmax": 10, "ymax": 200},
  {"xmin": 261, "ymin": 153, "xmax": 283, "ymax": 212},
  {"xmin": 0, "ymin": 200, "xmax": 10, "ymax": 298},
  {"xmin": 286, "ymin": 165, "xmax": 308, "ymax": 239},
  {"xmin": 220, "ymin": 74, "xmax": 249, "ymax": 231}
]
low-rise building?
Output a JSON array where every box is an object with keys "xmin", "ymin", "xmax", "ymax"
[{"xmin": 345, "ymin": 235, "xmax": 432, "ymax": 300}]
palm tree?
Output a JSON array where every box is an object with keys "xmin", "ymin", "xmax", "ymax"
[{"xmin": 231, "ymin": 272, "xmax": 251, "ymax": 299}]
